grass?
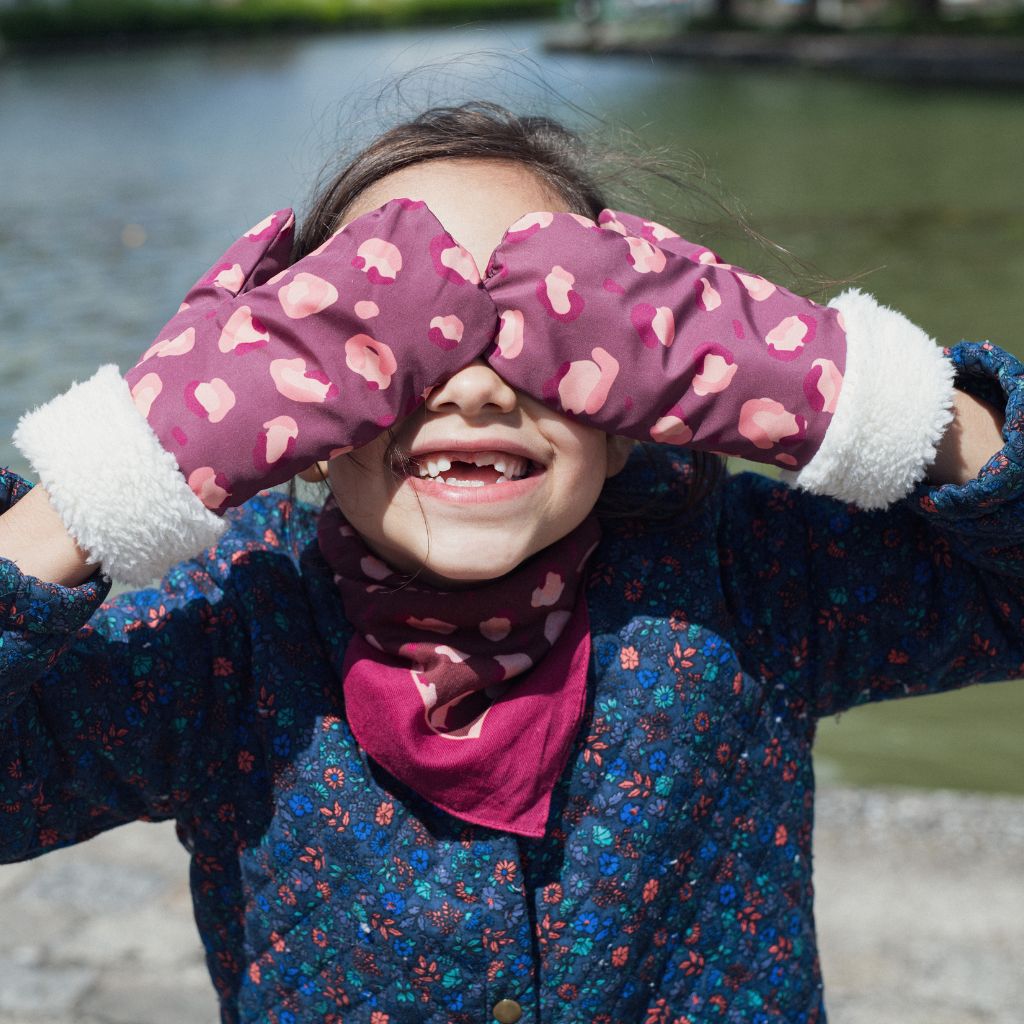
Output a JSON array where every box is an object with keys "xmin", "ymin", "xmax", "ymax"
[
  {"xmin": 0, "ymin": 0, "xmax": 560, "ymax": 48},
  {"xmin": 815, "ymin": 679, "xmax": 1024, "ymax": 795}
]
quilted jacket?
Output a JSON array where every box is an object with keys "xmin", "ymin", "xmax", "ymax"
[{"xmin": 2, "ymin": 340, "xmax": 1022, "ymax": 1023}]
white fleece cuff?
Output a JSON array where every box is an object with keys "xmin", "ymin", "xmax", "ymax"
[
  {"xmin": 788, "ymin": 289, "xmax": 957, "ymax": 509},
  {"xmin": 13, "ymin": 364, "xmax": 226, "ymax": 585}
]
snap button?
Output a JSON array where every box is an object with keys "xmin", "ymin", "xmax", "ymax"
[{"xmin": 492, "ymin": 998, "xmax": 523, "ymax": 1023}]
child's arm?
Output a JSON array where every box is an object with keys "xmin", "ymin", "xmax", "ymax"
[
  {"xmin": 927, "ymin": 387, "xmax": 1005, "ymax": 486},
  {"xmin": 715, "ymin": 340, "xmax": 1024, "ymax": 717},
  {"xmin": 0, "ymin": 467, "xmax": 266, "ymax": 862},
  {"xmin": 0, "ymin": 484, "xmax": 95, "ymax": 586}
]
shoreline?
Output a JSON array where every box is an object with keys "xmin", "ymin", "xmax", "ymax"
[
  {"xmin": 0, "ymin": 1, "xmax": 556, "ymax": 57},
  {"xmin": 545, "ymin": 24, "xmax": 1024, "ymax": 87}
]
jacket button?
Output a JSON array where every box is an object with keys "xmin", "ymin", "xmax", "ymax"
[{"xmin": 492, "ymin": 998, "xmax": 523, "ymax": 1023}]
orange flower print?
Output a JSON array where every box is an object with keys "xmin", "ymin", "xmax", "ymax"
[
  {"xmin": 323, "ymin": 766, "xmax": 345, "ymax": 788},
  {"xmin": 642, "ymin": 878, "xmax": 659, "ymax": 903},
  {"xmin": 320, "ymin": 801, "xmax": 350, "ymax": 833},
  {"xmin": 493, "ymin": 859, "xmax": 518, "ymax": 885},
  {"xmin": 542, "ymin": 882, "xmax": 563, "ymax": 904},
  {"xmin": 668, "ymin": 608, "xmax": 688, "ymax": 631},
  {"xmin": 375, "ymin": 801, "xmax": 394, "ymax": 826},
  {"xmin": 619, "ymin": 645, "xmax": 640, "ymax": 671},
  {"xmin": 737, "ymin": 905, "xmax": 763, "ymax": 934},
  {"xmin": 370, "ymin": 1013, "xmax": 390, "ymax": 1024},
  {"xmin": 611, "ymin": 944, "xmax": 630, "ymax": 967}
]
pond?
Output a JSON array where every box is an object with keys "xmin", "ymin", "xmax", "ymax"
[{"xmin": 1, "ymin": 20, "xmax": 1022, "ymax": 792}]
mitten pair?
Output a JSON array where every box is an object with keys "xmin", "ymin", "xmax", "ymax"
[{"xmin": 15, "ymin": 197, "xmax": 956, "ymax": 584}]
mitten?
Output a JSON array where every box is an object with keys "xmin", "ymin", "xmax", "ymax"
[
  {"xmin": 484, "ymin": 208, "xmax": 956, "ymax": 509},
  {"xmin": 14, "ymin": 199, "xmax": 496, "ymax": 584}
]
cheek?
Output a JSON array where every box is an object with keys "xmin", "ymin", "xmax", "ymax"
[
  {"xmin": 326, "ymin": 446, "xmax": 398, "ymax": 519},
  {"xmin": 552, "ymin": 427, "xmax": 611, "ymax": 508}
]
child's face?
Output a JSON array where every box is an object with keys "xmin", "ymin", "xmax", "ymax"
[{"xmin": 322, "ymin": 158, "xmax": 631, "ymax": 586}]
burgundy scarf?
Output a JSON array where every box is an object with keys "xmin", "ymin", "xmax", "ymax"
[{"xmin": 317, "ymin": 498, "xmax": 600, "ymax": 837}]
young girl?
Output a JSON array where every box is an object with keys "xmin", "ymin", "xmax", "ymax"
[{"xmin": 1, "ymin": 102, "xmax": 1018, "ymax": 1024}]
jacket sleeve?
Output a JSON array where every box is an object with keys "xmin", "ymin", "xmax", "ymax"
[
  {"xmin": 0, "ymin": 470, "xmax": 260, "ymax": 862},
  {"xmin": 717, "ymin": 340, "xmax": 1024, "ymax": 719}
]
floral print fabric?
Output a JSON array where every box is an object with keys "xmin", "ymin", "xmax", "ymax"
[{"xmin": 2, "ymin": 341, "xmax": 1023, "ymax": 1023}]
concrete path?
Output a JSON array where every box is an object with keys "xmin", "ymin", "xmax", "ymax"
[{"xmin": 1, "ymin": 786, "xmax": 1022, "ymax": 1024}]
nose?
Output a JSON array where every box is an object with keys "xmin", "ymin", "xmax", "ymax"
[{"xmin": 424, "ymin": 360, "xmax": 518, "ymax": 418}]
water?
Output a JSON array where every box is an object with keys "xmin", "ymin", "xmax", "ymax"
[{"xmin": 1, "ymin": 22, "xmax": 1022, "ymax": 792}]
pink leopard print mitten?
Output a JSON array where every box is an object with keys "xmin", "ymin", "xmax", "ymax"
[
  {"xmin": 483, "ymin": 209, "xmax": 847, "ymax": 470},
  {"xmin": 482, "ymin": 207, "xmax": 957, "ymax": 510},
  {"xmin": 125, "ymin": 199, "xmax": 494, "ymax": 512},
  {"xmin": 15, "ymin": 199, "xmax": 496, "ymax": 583}
]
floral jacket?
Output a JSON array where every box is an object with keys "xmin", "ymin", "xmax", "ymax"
[{"xmin": 2, "ymin": 341, "xmax": 1023, "ymax": 1024}]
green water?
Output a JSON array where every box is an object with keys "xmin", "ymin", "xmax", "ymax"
[{"xmin": 1, "ymin": 24, "xmax": 1022, "ymax": 793}]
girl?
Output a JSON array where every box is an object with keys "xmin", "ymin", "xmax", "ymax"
[{"xmin": 0, "ymin": 102, "xmax": 1018, "ymax": 1024}]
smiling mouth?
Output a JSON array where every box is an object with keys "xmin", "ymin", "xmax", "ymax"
[{"xmin": 410, "ymin": 450, "xmax": 539, "ymax": 488}]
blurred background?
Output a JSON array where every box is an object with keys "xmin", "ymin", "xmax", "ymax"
[{"xmin": 0, "ymin": 2, "xmax": 1023, "ymax": 1022}]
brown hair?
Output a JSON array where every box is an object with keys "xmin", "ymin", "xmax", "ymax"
[{"xmin": 294, "ymin": 101, "xmax": 724, "ymax": 521}]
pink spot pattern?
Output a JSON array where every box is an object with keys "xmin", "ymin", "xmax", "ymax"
[
  {"xmin": 430, "ymin": 233, "xmax": 481, "ymax": 286},
  {"xmin": 537, "ymin": 266, "xmax": 584, "ymax": 322},
  {"xmin": 218, "ymin": 307, "xmax": 269, "ymax": 354},
  {"xmin": 130, "ymin": 372, "xmax": 162, "ymax": 418},
  {"xmin": 494, "ymin": 309, "xmax": 525, "ymax": 359},
  {"xmin": 255, "ymin": 415, "xmax": 298, "ymax": 468},
  {"xmin": 185, "ymin": 378, "xmax": 236, "ymax": 423},
  {"xmin": 804, "ymin": 358, "xmax": 844, "ymax": 414},
  {"xmin": 141, "ymin": 327, "xmax": 195, "ymax": 361},
  {"xmin": 692, "ymin": 345, "xmax": 738, "ymax": 397},
  {"xmin": 353, "ymin": 238, "xmax": 402, "ymax": 284},
  {"xmin": 428, "ymin": 314, "xmax": 464, "ymax": 352},
  {"xmin": 278, "ymin": 273, "xmax": 339, "ymax": 319},
  {"xmin": 270, "ymin": 358, "xmax": 338, "ymax": 403},
  {"xmin": 344, "ymin": 335, "xmax": 397, "ymax": 391},
  {"xmin": 738, "ymin": 398, "xmax": 806, "ymax": 450}
]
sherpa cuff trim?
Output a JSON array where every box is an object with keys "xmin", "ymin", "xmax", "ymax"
[
  {"xmin": 13, "ymin": 364, "xmax": 226, "ymax": 585},
  {"xmin": 790, "ymin": 289, "xmax": 957, "ymax": 509}
]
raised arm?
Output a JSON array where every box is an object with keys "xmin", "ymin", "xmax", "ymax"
[{"xmin": 717, "ymin": 340, "xmax": 1024, "ymax": 718}]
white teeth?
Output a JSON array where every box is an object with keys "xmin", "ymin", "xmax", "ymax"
[{"xmin": 413, "ymin": 450, "xmax": 532, "ymax": 484}]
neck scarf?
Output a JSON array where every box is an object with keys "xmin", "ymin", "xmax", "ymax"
[{"xmin": 317, "ymin": 498, "xmax": 600, "ymax": 837}]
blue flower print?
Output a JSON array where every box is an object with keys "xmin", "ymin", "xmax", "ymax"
[
  {"xmin": 381, "ymin": 891, "xmax": 405, "ymax": 914},
  {"xmin": 637, "ymin": 668, "xmax": 658, "ymax": 689},
  {"xmin": 287, "ymin": 793, "xmax": 313, "ymax": 817}
]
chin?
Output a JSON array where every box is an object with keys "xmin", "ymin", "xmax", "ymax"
[
  {"xmin": 416, "ymin": 540, "xmax": 534, "ymax": 587},
  {"xmin": 418, "ymin": 557, "xmax": 523, "ymax": 588}
]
